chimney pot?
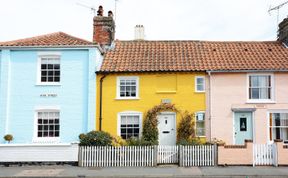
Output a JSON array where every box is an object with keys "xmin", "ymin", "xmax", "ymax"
[{"xmin": 134, "ymin": 24, "xmax": 145, "ymax": 41}]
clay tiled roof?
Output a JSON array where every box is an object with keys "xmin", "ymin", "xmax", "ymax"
[
  {"xmin": 0, "ymin": 32, "xmax": 93, "ymax": 47},
  {"xmin": 100, "ymin": 40, "xmax": 288, "ymax": 72}
]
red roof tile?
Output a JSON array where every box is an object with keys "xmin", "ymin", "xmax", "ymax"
[
  {"xmin": 100, "ymin": 40, "xmax": 288, "ymax": 72},
  {"xmin": 0, "ymin": 32, "xmax": 93, "ymax": 46}
]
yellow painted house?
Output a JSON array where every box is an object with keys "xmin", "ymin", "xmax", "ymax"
[{"xmin": 96, "ymin": 41, "xmax": 207, "ymax": 145}]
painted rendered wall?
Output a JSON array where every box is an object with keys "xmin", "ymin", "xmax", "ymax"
[
  {"xmin": 96, "ymin": 73, "xmax": 206, "ymax": 141},
  {"xmin": 0, "ymin": 48, "xmax": 98, "ymax": 144},
  {"xmin": 209, "ymin": 72, "xmax": 288, "ymax": 145}
]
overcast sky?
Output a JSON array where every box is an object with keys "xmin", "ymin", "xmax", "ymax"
[{"xmin": 0, "ymin": 0, "xmax": 288, "ymax": 42}]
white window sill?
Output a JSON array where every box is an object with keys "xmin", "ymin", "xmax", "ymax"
[
  {"xmin": 246, "ymin": 100, "xmax": 276, "ymax": 104},
  {"xmin": 32, "ymin": 137, "xmax": 60, "ymax": 143},
  {"xmin": 115, "ymin": 97, "xmax": 140, "ymax": 100},
  {"xmin": 196, "ymin": 136, "xmax": 206, "ymax": 138},
  {"xmin": 195, "ymin": 91, "xmax": 205, "ymax": 93},
  {"xmin": 36, "ymin": 83, "xmax": 61, "ymax": 86}
]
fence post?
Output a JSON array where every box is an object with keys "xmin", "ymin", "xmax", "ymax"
[
  {"xmin": 273, "ymin": 143, "xmax": 278, "ymax": 167},
  {"xmin": 78, "ymin": 146, "xmax": 82, "ymax": 167},
  {"xmin": 253, "ymin": 144, "xmax": 255, "ymax": 167},
  {"xmin": 179, "ymin": 145, "xmax": 182, "ymax": 167},
  {"xmin": 214, "ymin": 144, "xmax": 218, "ymax": 166},
  {"xmin": 153, "ymin": 145, "xmax": 158, "ymax": 167}
]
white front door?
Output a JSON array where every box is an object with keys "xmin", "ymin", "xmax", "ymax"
[{"xmin": 158, "ymin": 113, "xmax": 176, "ymax": 145}]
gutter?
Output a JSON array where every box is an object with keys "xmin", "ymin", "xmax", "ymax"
[
  {"xmin": 207, "ymin": 71, "xmax": 212, "ymax": 142},
  {"xmin": 207, "ymin": 69, "xmax": 288, "ymax": 73},
  {"xmin": 99, "ymin": 74, "xmax": 107, "ymax": 131},
  {"xmin": 0, "ymin": 44, "xmax": 104, "ymax": 52}
]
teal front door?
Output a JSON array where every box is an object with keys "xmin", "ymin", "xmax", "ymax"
[{"xmin": 234, "ymin": 112, "xmax": 253, "ymax": 145}]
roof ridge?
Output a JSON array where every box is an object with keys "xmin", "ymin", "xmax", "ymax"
[
  {"xmin": 116, "ymin": 40, "xmax": 280, "ymax": 43},
  {"xmin": 0, "ymin": 31, "xmax": 93, "ymax": 46}
]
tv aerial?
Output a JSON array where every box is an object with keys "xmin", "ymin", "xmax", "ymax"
[
  {"xmin": 76, "ymin": 2, "xmax": 97, "ymax": 15},
  {"xmin": 268, "ymin": 1, "xmax": 288, "ymax": 24},
  {"xmin": 76, "ymin": 1, "xmax": 119, "ymax": 21}
]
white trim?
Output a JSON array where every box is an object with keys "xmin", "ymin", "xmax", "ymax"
[
  {"xmin": 36, "ymin": 54, "xmax": 61, "ymax": 85},
  {"xmin": 246, "ymin": 73, "xmax": 274, "ymax": 103},
  {"xmin": 33, "ymin": 108, "xmax": 61, "ymax": 143},
  {"xmin": 232, "ymin": 112, "xmax": 235, "ymax": 144},
  {"xmin": 195, "ymin": 111, "xmax": 206, "ymax": 137},
  {"xmin": 5, "ymin": 51, "xmax": 11, "ymax": 134},
  {"xmin": 34, "ymin": 106, "xmax": 60, "ymax": 111},
  {"xmin": 116, "ymin": 76, "xmax": 139, "ymax": 99},
  {"xmin": 195, "ymin": 76, "xmax": 205, "ymax": 93},
  {"xmin": 117, "ymin": 111, "xmax": 143, "ymax": 138},
  {"xmin": 38, "ymin": 52, "xmax": 61, "ymax": 56}
]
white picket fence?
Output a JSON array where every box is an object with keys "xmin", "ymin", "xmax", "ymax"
[
  {"xmin": 79, "ymin": 146, "xmax": 155, "ymax": 167},
  {"xmin": 157, "ymin": 145, "xmax": 178, "ymax": 164},
  {"xmin": 180, "ymin": 145, "xmax": 216, "ymax": 166},
  {"xmin": 79, "ymin": 145, "xmax": 217, "ymax": 167},
  {"xmin": 253, "ymin": 144, "xmax": 277, "ymax": 166}
]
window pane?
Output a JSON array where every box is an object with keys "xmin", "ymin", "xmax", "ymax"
[
  {"xmin": 250, "ymin": 76, "xmax": 259, "ymax": 87},
  {"xmin": 251, "ymin": 88, "xmax": 259, "ymax": 99},
  {"xmin": 197, "ymin": 85, "xmax": 204, "ymax": 91},
  {"xmin": 197, "ymin": 78, "xmax": 204, "ymax": 85}
]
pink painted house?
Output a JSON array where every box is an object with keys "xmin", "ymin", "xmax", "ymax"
[{"xmin": 205, "ymin": 18, "xmax": 288, "ymax": 145}]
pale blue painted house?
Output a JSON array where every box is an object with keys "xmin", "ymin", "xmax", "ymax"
[{"xmin": 0, "ymin": 32, "xmax": 103, "ymax": 144}]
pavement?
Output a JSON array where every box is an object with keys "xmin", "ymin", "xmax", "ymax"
[{"xmin": 0, "ymin": 164, "xmax": 288, "ymax": 178}]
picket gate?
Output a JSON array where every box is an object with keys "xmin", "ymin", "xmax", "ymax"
[
  {"xmin": 157, "ymin": 145, "xmax": 179, "ymax": 164},
  {"xmin": 180, "ymin": 145, "xmax": 216, "ymax": 166},
  {"xmin": 253, "ymin": 144, "xmax": 277, "ymax": 166}
]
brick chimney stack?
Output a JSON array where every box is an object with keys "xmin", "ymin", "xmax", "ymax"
[
  {"xmin": 278, "ymin": 17, "xmax": 288, "ymax": 45},
  {"xmin": 93, "ymin": 6, "xmax": 115, "ymax": 46}
]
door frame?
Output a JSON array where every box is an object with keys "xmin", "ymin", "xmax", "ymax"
[
  {"xmin": 158, "ymin": 112, "xmax": 177, "ymax": 145},
  {"xmin": 233, "ymin": 111, "xmax": 255, "ymax": 145}
]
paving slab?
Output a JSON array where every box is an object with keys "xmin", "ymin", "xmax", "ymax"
[{"xmin": 0, "ymin": 165, "xmax": 288, "ymax": 178}]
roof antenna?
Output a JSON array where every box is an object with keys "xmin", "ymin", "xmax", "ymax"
[
  {"xmin": 114, "ymin": 0, "xmax": 119, "ymax": 21},
  {"xmin": 268, "ymin": 1, "xmax": 288, "ymax": 25},
  {"xmin": 76, "ymin": 2, "xmax": 97, "ymax": 15}
]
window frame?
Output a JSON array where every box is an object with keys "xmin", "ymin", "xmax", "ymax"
[
  {"xmin": 116, "ymin": 76, "xmax": 139, "ymax": 100},
  {"xmin": 247, "ymin": 73, "xmax": 274, "ymax": 103},
  {"xmin": 195, "ymin": 76, "xmax": 205, "ymax": 93},
  {"xmin": 268, "ymin": 111, "xmax": 288, "ymax": 144},
  {"xmin": 37, "ymin": 53, "xmax": 61, "ymax": 86},
  {"xmin": 117, "ymin": 111, "xmax": 142, "ymax": 139},
  {"xmin": 33, "ymin": 107, "xmax": 60, "ymax": 143},
  {"xmin": 195, "ymin": 111, "xmax": 206, "ymax": 137}
]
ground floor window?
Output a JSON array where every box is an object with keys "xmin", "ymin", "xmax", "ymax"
[
  {"xmin": 118, "ymin": 112, "xmax": 142, "ymax": 139},
  {"xmin": 270, "ymin": 113, "xmax": 288, "ymax": 143},
  {"xmin": 36, "ymin": 111, "xmax": 60, "ymax": 138},
  {"xmin": 196, "ymin": 112, "xmax": 205, "ymax": 137}
]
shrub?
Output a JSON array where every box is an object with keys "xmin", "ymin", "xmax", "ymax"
[
  {"xmin": 3, "ymin": 134, "xmax": 13, "ymax": 143},
  {"xmin": 79, "ymin": 131, "xmax": 113, "ymax": 146},
  {"xmin": 177, "ymin": 137, "xmax": 202, "ymax": 145},
  {"xmin": 126, "ymin": 137, "xmax": 154, "ymax": 146},
  {"xmin": 177, "ymin": 111, "xmax": 195, "ymax": 142},
  {"xmin": 112, "ymin": 136, "xmax": 127, "ymax": 147}
]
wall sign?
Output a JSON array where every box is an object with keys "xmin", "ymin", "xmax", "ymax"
[{"xmin": 40, "ymin": 93, "xmax": 57, "ymax": 97}]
